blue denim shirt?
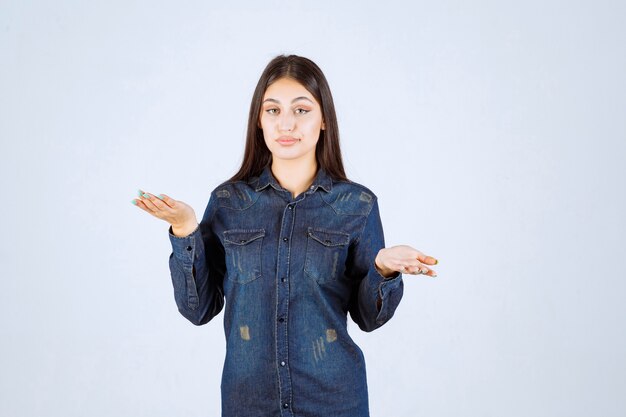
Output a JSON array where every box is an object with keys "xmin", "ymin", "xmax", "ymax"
[{"xmin": 167, "ymin": 165, "xmax": 404, "ymax": 417}]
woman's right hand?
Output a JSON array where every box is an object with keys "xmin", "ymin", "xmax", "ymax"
[{"xmin": 131, "ymin": 189, "xmax": 198, "ymax": 237}]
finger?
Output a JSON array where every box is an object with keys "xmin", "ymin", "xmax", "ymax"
[
  {"xmin": 136, "ymin": 189, "xmax": 154, "ymax": 210},
  {"xmin": 420, "ymin": 264, "xmax": 437, "ymax": 277},
  {"xmin": 403, "ymin": 260, "xmax": 424, "ymax": 271},
  {"xmin": 142, "ymin": 192, "xmax": 171, "ymax": 212},
  {"xmin": 137, "ymin": 189, "xmax": 174, "ymax": 210},
  {"xmin": 156, "ymin": 193, "xmax": 177, "ymax": 209},
  {"xmin": 139, "ymin": 192, "xmax": 163, "ymax": 211},
  {"xmin": 132, "ymin": 199, "xmax": 153, "ymax": 213},
  {"xmin": 403, "ymin": 262, "xmax": 437, "ymax": 277},
  {"xmin": 403, "ymin": 265, "xmax": 422, "ymax": 275},
  {"xmin": 417, "ymin": 253, "xmax": 438, "ymax": 265},
  {"xmin": 414, "ymin": 262, "xmax": 437, "ymax": 277},
  {"xmin": 400, "ymin": 264, "xmax": 423, "ymax": 275}
]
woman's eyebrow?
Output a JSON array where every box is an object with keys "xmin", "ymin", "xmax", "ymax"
[{"xmin": 262, "ymin": 96, "xmax": 313, "ymax": 104}]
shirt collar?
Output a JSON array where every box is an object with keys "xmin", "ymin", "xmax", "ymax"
[{"xmin": 253, "ymin": 165, "xmax": 333, "ymax": 193}]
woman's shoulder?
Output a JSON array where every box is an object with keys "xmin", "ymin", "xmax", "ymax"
[
  {"xmin": 210, "ymin": 177, "xmax": 252, "ymax": 194},
  {"xmin": 206, "ymin": 177, "xmax": 260, "ymax": 209},
  {"xmin": 323, "ymin": 178, "xmax": 379, "ymax": 217},
  {"xmin": 331, "ymin": 178, "xmax": 379, "ymax": 202}
]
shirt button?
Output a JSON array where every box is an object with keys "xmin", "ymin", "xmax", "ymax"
[
  {"xmin": 288, "ymin": 205, "xmax": 293, "ymax": 210},
  {"xmin": 310, "ymin": 185, "xmax": 315, "ymax": 189},
  {"xmin": 283, "ymin": 237, "xmax": 288, "ymax": 242},
  {"xmin": 278, "ymin": 317, "xmax": 284, "ymax": 322},
  {"xmin": 281, "ymin": 277, "xmax": 286, "ymax": 283},
  {"xmin": 186, "ymin": 246, "xmax": 192, "ymax": 251},
  {"xmin": 283, "ymin": 403, "xmax": 289, "ymax": 409},
  {"xmin": 280, "ymin": 361, "xmax": 286, "ymax": 366}
]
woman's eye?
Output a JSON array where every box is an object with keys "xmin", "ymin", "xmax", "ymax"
[{"xmin": 265, "ymin": 108, "xmax": 309, "ymax": 115}]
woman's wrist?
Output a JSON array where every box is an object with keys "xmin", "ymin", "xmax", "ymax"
[
  {"xmin": 171, "ymin": 221, "xmax": 199, "ymax": 237},
  {"xmin": 375, "ymin": 250, "xmax": 397, "ymax": 278}
]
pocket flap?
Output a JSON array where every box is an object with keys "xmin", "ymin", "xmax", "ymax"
[
  {"xmin": 307, "ymin": 227, "xmax": 350, "ymax": 247},
  {"xmin": 223, "ymin": 229, "xmax": 265, "ymax": 245}
]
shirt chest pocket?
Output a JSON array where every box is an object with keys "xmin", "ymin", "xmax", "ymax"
[
  {"xmin": 304, "ymin": 227, "xmax": 351, "ymax": 285},
  {"xmin": 223, "ymin": 229, "xmax": 265, "ymax": 284}
]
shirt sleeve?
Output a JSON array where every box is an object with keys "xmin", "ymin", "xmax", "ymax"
[
  {"xmin": 347, "ymin": 196, "xmax": 404, "ymax": 332},
  {"xmin": 167, "ymin": 191, "xmax": 225, "ymax": 325}
]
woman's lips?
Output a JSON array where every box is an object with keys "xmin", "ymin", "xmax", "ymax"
[{"xmin": 277, "ymin": 136, "xmax": 299, "ymax": 145}]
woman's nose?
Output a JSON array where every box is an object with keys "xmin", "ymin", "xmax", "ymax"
[{"xmin": 278, "ymin": 112, "xmax": 296, "ymax": 132}]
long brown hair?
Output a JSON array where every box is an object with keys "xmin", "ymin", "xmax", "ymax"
[{"xmin": 228, "ymin": 54, "xmax": 348, "ymax": 183}]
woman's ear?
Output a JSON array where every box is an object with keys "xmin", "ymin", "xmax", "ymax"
[{"xmin": 321, "ymin": 120, "xmax": 325, "ymax": 130}]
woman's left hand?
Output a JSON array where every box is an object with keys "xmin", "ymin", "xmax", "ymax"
[{"xmin": 375, "ymin": 245, "xmax": 438, "ymax": 278}]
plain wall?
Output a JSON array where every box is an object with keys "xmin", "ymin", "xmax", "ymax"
[{"xmin": 1, "ymin": 1, "xmax": 625, "ymax": 416}]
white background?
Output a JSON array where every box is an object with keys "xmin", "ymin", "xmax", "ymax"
[{"xmin": 1, "ymin": 1, "xmax": 625, "ymax": 416}]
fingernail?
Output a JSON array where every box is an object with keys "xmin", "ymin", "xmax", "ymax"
[
  {"xmin": 157, "ymin": 194, "xmax": 164, "ymax": 200},
  {"xmin": 137, "ymin": 189, "xmax": 143, "ymax": 197},
  {"xmin": 131, "ymin": 199, "xmax": 138, "ymax": 205},
  {"xmin": 142, "ymin": 193, "xmax": 150, "ymax": 198},
  {"xmin": 434, "ymin": 258, "xmax": 438, "ymax": 265}
]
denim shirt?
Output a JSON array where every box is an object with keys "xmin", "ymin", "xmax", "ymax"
[{"xmin": 167, "ymin": 165, "xmax": 404, "ymax": 417}]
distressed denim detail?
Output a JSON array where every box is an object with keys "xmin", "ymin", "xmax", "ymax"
[{"xmin": 167, "ymin": 165, "xmax": 404, "ymax": 417}]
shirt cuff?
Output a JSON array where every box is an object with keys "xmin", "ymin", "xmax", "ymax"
[
  {"xmin": 375, "ymin": 266, "xmax": 403, "ymax": 324},
  {"xmin": 168, "ymin": 224, "xmax": 201, "ymax": 266}
]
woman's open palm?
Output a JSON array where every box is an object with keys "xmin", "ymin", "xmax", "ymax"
[
  {"xmin": 132, "ymin": 189, "xmax": 197, "ymax": 234},
  {"xmin": 376, "ymin": 245, "xmax": 438, "ymax": 277}
]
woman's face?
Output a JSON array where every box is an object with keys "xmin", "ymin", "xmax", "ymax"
[{"xmin": 259, "ymin": 77, "xmax": 325, "ymax": 165}]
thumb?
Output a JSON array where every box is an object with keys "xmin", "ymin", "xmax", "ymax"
[{"xmin": 417, "ymin": 254, "xmax": 438, "ymax": 265}]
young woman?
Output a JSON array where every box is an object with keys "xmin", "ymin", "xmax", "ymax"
[{"xmin": 132, "ymin": 54, "xmax": 438, "ymax": 417}]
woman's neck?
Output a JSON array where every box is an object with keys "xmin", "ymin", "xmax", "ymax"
[{"xmin": 271, "ymin": 158, "xmax": 318, "ymax": 199}]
